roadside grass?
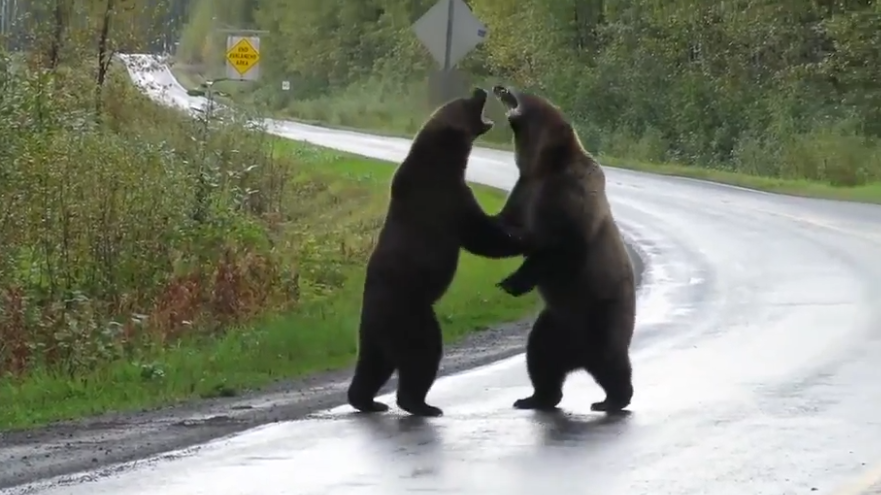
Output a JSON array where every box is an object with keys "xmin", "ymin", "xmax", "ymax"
[
  {"xmin": 170, "ymin": 64, "xmax": 881, "ymax": 204},
  {"xmin": 0, "ymin": 139, "xmax": 538, "ymax": 431}
]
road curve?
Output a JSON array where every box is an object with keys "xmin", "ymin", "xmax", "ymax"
[{"xmin": 10, "ymin": 54, "xmax": 881, "ymax": 495}]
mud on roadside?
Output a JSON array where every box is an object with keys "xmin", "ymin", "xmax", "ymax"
[{"xmin": 0, "ymin": 241, "xmax": 644, "ymax": 492}]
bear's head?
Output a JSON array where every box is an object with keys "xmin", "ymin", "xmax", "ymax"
[
  {"xmin": 491, "ymin": 85, "xmax": 575, "ymax": 177},
  {"xmin": 422, "ymin": 87, "xmax": 494, "ymax": 141}
]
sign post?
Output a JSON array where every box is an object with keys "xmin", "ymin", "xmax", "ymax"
[
  {"xmin": 412, "ymin": 0, "xmax": 488, "ymax": 103},
  {"xmin": 225, "ymin": 35, "xmax": 260, "ymax": 81}
]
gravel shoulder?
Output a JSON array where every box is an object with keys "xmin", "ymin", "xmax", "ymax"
[{"xmin": 0, "ymin": 241, "xmax": 644, "ymax": 492}]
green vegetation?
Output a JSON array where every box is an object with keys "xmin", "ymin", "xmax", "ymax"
[
  {"xmin": 175, "ymin": 0, "xmax": 881, "ymax": 203},
  {"xmin": 0, "ymin": 1, "xmax": 537, "ymax": 431},
  {"xmin": 1, "ymin": 136, "xmax": 536, "ymax": 430}
]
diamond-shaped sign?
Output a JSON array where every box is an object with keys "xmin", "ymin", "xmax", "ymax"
[
  {"xmin": 412, "ymin": 0, "xmax": 488, "ymax": 69},
  {"xmin": 225, "ymin": 36, "xmax": 260, "ymax": 80}
]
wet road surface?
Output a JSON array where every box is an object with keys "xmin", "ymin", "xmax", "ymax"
[{"xmin": 8, "ymin": 54, "xmax": 881, "ymax": 495}]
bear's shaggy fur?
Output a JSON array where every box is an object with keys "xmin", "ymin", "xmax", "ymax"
[
  {"xmin": 491, "ymin": 85, "xmax": 636, "ymax": 413},
  {"xmin": 346, "ymin": 87, "xmax": 528, "ymax": 417}
]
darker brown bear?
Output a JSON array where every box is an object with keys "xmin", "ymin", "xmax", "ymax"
[
  {"xmin": 346, "ymin": 87, "xmax": 528, "ymax": 417},
  {"xmin": 490, "ymin": 85, "xmax": 636, "ymax": 413}
]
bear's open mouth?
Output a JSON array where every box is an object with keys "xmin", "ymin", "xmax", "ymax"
[
  {"xmin": 481, "ymin": 106, "xmax": 493, "ymax": 125},
  {"xmin": 492, "ymin": 85, "xmax": 519, "ymax": 113},
  {"xmin": 479, "ymin": 99, "xmax": 493, "ymax": 125},
  {"xmin": 471, "ymin": 87, "xmax": 493, "ymax": 125}
]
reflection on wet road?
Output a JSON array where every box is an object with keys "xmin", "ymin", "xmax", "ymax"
[{"xmin": 9, "ymin": 54, "xmax": 881, "ymax": 495}]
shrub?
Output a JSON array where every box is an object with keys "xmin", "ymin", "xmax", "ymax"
[{"xmin": 0, "ymin": 54, "xmax": 298, "ymax": 377}]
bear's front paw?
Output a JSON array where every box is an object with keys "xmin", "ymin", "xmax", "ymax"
[{"xmin": 497, "ymin": 274, "xmax": 534, "ymax": 297}]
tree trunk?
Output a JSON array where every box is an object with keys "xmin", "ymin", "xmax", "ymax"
[
  {"xmin": 48, "ymin": 0, "xmax": 66, "ymax": 70},
  {"xmin": 95, "ymin": 0, "xmax": 115, "ymax": 116}
]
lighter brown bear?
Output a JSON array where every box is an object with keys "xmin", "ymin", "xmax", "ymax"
[{"xmin": 491, "ymin": 85, "xmax": 636, "ymax": 413}]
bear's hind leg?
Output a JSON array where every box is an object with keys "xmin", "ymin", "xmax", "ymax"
[
  {"xmin": 395, "ymin": 308, "xmax": 444, "ymax": 417},
  {"xmin": 583, "ymin": 303, "xmax": 634, "ymax": 414},
  {"xmin": 347, "ymin": 338, "xmax": 395, "ymax": 413},
  {"xmin": 514, "ymin": 310, "xmax": 574, "ymax": 410},
  {"xmin": 585, "ymin": 350, "xmax": 633, "ymax": 414}
]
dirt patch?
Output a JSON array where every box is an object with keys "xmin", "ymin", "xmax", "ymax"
[{"xmin": 0, "ymin": 242, "xmax": 643, "ymax": 491}]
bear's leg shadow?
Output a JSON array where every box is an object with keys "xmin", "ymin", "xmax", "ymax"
[
  {"xmin": 583, "ymin": 305, "xmax": 634, "ymax": 413},
  {"xmin": 347, "ymin": 336, "xmax": 395, "ymax": 413},
  {"xmin": 514, "ymin": 310, "xmax": 576, "ymax": 410},
  {"xmin": 394, "ymin": 308, "xmax": 444, "ymax": 417}
]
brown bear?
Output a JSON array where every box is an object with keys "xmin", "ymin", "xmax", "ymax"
[
  {"xmin": 490, "ymin": 84, "xmax": 636, "ymax": 414},
  {"xmin": 346, "ymin": 87, "xmax": 529, "ymax": 417}
]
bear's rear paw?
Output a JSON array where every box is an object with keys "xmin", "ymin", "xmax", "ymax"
[
  {"xmin": 590, "ymin": 399, "xmax": 630, "ymax": 414},
  {"xmin": 397, "ymin": 399, "xmax": 443, "ymax": 417},
  {"xmin": 349, "ymin": 399, "xmax": 390, "ymax": 413},
  {"xmin": 513, "ymin": 395, "xmax": 560, "ymax": 411}
]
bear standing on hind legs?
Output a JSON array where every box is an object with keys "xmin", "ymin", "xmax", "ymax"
[
  {"xmin": 346, "ymin": 87, "xmax": 529, "ymax": 418},
  {"xmin": 490, "ymin": 85, "xmax": 636, "ymax": 414}
]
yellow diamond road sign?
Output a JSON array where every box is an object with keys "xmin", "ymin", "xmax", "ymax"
[{"xmin": 226, "ymin": 37, "xmax": 259, "ymax": 76}]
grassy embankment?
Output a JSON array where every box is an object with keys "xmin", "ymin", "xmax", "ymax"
[
  {"xmin": 171, "ymin": 64, "xmax": 881, "ymax": 205},
  {"xmin": 0, "ymin": 59, "xmax": 537, "ymax": 431}
]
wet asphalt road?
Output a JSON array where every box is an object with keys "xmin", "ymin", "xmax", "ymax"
[{"xmin": 10, "ymin": 55, "xmax": 881, "ymax": 495}]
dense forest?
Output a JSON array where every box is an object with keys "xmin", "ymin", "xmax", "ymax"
[
  {"xmin": 0, "ymin": 0, "xmax": 186, "ymax": 54},
  {"xmin": 175, "ymin": 0, "xmax": 881, "ymax": 187}
]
